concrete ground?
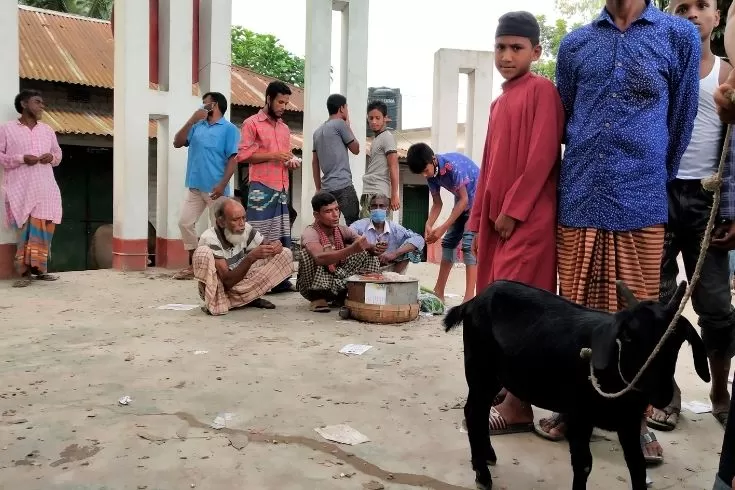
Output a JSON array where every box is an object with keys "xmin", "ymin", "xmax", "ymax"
[{"xmin": 0, "ymin": 262, "xmax": 727, "ymax": 489}]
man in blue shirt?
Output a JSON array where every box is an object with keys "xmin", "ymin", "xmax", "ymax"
[
  {"xmin": 349, "ymin": 194, "xmax": 425, "ymax": 274},
  {"xmin": 172, "ymin": 92, "xmax": 240, "ymax": 280},
  {"xmin": 535, "ymin": 0, "xmax": 700, "ymax": 466},
  {"xmin": 406, "ymin": 143, "xmax": 480, "ymax": 303}
]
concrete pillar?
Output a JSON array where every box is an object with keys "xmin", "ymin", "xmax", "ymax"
[
  {"xmin": 299, "ymin": 0, "xmax": 333, "ymax": 233},
  {"xmin": 339, "ymin": 0, "xmax": 369, "ymax": 199},
  {"xmin": 428, "ymin": 48, "xmax": 493, "ymax": 263},
  {"xmin": 298, "ymin": 0, "xmax": 369, "ymax": 233},
  {"xmin": 0, "ymin": 1, "xmax": 19, "ymax": 279},
  {"xmin": 153, "ymin": 0, "xmax": 196, "ymax": 269},
  {"xmin": 115, "ymin": 0, "xmax": 231, "ymax": 270},
  {"xmin": 113, "ymin": 0, "xmax": 151, "ymax": 270}
]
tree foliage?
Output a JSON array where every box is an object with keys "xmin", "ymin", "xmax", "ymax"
[
  {"xmin": 532, "ymin": 15, "xmax": 579, "ymax": 81},
  {"xmin": 554, "ymin": 0, "xmax": 733, "ymax": 56},
  {"xmin": 231, "ymin": 26, "xmax": 305, "ymax": 87},
  {"xmin": 20, "ymin": 0, "xmax": 112, "ymax": 19}
]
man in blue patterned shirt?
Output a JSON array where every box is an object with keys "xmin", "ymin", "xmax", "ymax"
[{"xmin": 536, "ymin": 0, "xmax": 700, "ymax": 466}]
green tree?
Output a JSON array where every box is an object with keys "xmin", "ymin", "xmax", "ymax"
[
  {"xmin": 19, "ymin": 0, "xmax": 112, "ymax": 19},
  {"xmin": 231, "ymin": 26, "xmax": 305, "ymax": 87},
  {"xmin": 532, "ymin": 15, "xmax": 578, "ymax": 82},
  {"xmin": 555, "ymin": 0, "xmax": 733, "ymax": 56}
]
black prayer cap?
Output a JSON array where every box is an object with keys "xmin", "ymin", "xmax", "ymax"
[{"xmin": 495, "ymin": 11, "xmax": 540, "ymax": 46}]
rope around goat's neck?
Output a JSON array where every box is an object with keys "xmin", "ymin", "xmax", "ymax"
[{"xmin": 582, "ymin": 122, "xmax": 733, "ymax": 399}]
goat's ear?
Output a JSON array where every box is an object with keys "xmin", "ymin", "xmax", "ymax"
[
  {"xmin": 667, "ymin": 281, "xmax": 687, "ymax": 311},
  {"xmin": 616, "ymin": 280, "xmax": 639, "ymax": 308},
  {"xmin": 685, "ymin": 322, "xmax": 711, "ymax": 383},
  {"xmin": 591, "ymin": 320, "xmax": 621, "ymax": 371}
]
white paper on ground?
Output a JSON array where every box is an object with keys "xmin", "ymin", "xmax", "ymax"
[
  {"xmin": 211, "ymin": 412, "xmax": 235, "ymax": 430},
  {"xmin": 364, "ymin": 283, "xmax": 387, "ymax": 305},
  {"xmin": 444, "ymin": 293, "xmax": 461, "ymax": 298},
  {"xmin": 193, "ymin": 350, "xmax": 208, "ymax": 355},
  {"xmin": 314, "ymin": 424, "xmax": 370, "ymax": 445},
  {"xmin": 681, "ymin": 401, "xmax": 712, "ymax": 414},
  {"xmin": 339, "ymin": 344, "xmax": 373, "ymax": 356},
  {"xmin": 157, "ymin": 304, "xmax": 199, "ymax": 311}
]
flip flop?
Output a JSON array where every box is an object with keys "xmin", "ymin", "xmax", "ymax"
[
  {"xmin": 173, "ymin": 268, "xmax": 194, "ymax": 280},
  {"xmin": 247, "ymin": 298, "xmax": 276, "ymax": 310},
  {"xmin": 309, "ymin": 299, "xmax": 330, "ymax": 313},
  {"xmin": 33, "ymin": 273, "xmax": 58, "ymax": 281},
  {"xmin": 533, "ymin": 413, "xmax": 566, "ymax": 442},
  {"xmin": 714, "ymin": 411, "xmax": 729, "ymax": 429},
  {"xmin": 12, "ymin": 277, "xmax": 32, "ymax": 288},
  {"xmin": 640, "ymin": 430, "xmax": 664, "ymax": 465},
  {"xmin": 488, "ymin": 407, "xmax": 533, "ymax": 436},
  {"xmin": 646, "ymin": 405, "xmax": 680, "ymax": 431}
]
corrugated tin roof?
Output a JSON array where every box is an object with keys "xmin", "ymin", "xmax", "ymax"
[
  {"xmin": 18, "ymin": 5, "xmax": 304, "ymax": 111},
  {"xmin": 47, "ymin": 108, "xmax": 305, "ymax": 150},
  {"xmin": 44, "ymin": 107, "xmax": 158, "ymax": 138}
]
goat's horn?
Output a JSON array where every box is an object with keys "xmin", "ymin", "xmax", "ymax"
[
  {"xmin": 668, "ymin": 281, "xmax": 687, "ymax": 310},
  {"xmin": 616, "ymin": 280, "xmax": 639, "ymax": 307}
]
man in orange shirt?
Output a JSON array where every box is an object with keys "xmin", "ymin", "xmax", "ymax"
[{"xmin": 238, "ymin": 81, "xmax": 299, "ymax": 292}]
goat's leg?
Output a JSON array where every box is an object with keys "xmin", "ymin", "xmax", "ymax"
[
  {"xmin": 463, "ymin": 351, "xmax": 497, "ymax": 489},
  {"xmin": 566, "ymin": 418, "xmax": 594, "ymax": 490},
  {"xmin": 618, "ymin": 421, "xmax": 647, "ymax": 490}
]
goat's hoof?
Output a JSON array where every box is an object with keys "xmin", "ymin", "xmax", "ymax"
[{"xmin": 475, "ymin": 469, "xmax": 492, "ymax": 490}]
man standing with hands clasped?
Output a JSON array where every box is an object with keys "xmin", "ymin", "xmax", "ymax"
[{"xmin": 173, "ymin": 92, "xmax": 240, "ymax": 280}]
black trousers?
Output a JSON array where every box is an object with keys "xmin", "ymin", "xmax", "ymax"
[
  {"xmin": 660, "ymin": 179, "xmax": 735, "ymax": 358},
  {"xmin": 329, "ymin": 185, "xmax": 360, "ymax": 226},
  {"xmin": 716, "ymin": 387, "xmax": 735, "ymax": 488}
]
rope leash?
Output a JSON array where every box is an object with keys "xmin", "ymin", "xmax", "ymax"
[{"xmin": 581, "ymin": 122, "xmax": 733, "ymax": 399}]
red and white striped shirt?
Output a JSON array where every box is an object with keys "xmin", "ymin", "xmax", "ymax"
[{"xmin": 0, "ymin": 120, "xmax": 63, "ymax": 227}]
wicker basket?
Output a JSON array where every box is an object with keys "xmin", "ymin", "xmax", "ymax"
[{"xmin": 344, "ymin": 299, "xmax": 419, "ymax": 324}]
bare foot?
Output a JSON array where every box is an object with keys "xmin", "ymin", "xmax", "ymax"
[
  {"xmin": 711, "ymin": 390, "xmax": 731, "ymax": 428},
  {"xmin": 493, "ymin": 394, "xmax": 533, "ymax": 425},
  {"xmin": 535, "ymin": 413, "xmax": 566, "ymax": 441},
  {"xmin": 647, "ymin": 385, "xmax": 681, "ymax": 431},
  {"xmin": 640, "ymin": 419, "xmax": 664, "ymax": 465}
]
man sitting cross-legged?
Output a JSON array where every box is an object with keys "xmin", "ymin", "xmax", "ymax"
[
  {"xmin": 349, "ymin": 193, "xmax": 425, "ymax": 274},
  {"xmin": 297, "ymin": 191, "xmax": 382, "ymax": 313},
  {"xmin": 193, "ymin": 198, "xmax": 294, "ymax": 315}
]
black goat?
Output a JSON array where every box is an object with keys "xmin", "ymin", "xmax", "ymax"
[{"xmin": 444, "ymin": 280, "xmax": 710, "ymax": 490}]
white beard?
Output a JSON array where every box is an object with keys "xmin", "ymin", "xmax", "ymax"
[{"xmin": 224, "ymin": 228, "xmax": 246, "ymax": 245}]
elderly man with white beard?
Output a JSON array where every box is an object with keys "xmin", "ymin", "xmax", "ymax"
[{"xmin": 193, "ymin": 198, "xmax": 294, "ymax": 315}]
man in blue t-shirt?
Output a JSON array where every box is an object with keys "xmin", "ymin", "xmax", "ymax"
[
  {"xmin": 406, "ymin": 143, "xmax": 479, "ymax": 303},
  {"xmin": 172, "ymin": 92, "xmax": 240, "ymax": 279}
]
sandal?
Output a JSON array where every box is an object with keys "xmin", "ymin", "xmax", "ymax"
[
  {"xmin": 309, "ymin": 299, "xmax": 330, "ymax": 313},
  {"xmin": 533, "ymin": 413, "xmax": 566, "ymax": 442},
  {"xmin": 173, "ymin": 268, "xmax": 194, "ymax": 280},
  {"xmin": 33, "ymin": 273, "xmax": 58, "ymax": 281},
  {"xmin": 12, "ymin": 277, "xmax": 32, "ymax": 288},
  {"xmin": 640, "ymin": 430, "xmax": 664, "ymax": 465},
  {"xmin": 247, "ymin": 298, "xmax": 276, "ymax": 310},
  {"xmin": 488, "ymin": 406, "xmax": 533, "ymax": 436},
  {"xmin": 646, "ymin": 404, "xmax": 680, "ymax": 431}
]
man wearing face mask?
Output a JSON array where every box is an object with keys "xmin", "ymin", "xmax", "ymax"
[
  {"xmin": 349, "ymin": 194, "xmax": 425, "ymax": 274},
  {"xmin": 238, "ymin": 81, "xmax": 298, "ymax": 293},
  {"xmin": 193, "ymin": 198, "xmax": 294, "ymax": 315},
  {"xmin": 173, "ymin": 92, "xmax": 240, "ymax": 280}
]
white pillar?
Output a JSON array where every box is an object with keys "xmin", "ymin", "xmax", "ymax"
[
  {"xmin": 299, "ymin": 0, "xmax": 333, "ymax": 233},
  {"xmin": 429, "ymin": 49, "xmax": 493, "ymax": 263},
  {"xmin": 299, "ymin": 0, "xmax": 369, "ymax": 233},
  {"xmin": 113, "ymin": 0, "xmax": 150, "ymax": 270},
  {"xmin": 0, "ymin": 1, "xmax": 18, "ymax": 279},
  {"xmin": 339, "ymin": 0, "xmax": 369, "ymax": 199}
]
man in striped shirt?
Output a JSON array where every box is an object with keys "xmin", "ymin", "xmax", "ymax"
[{"xmin": 192, "ymin": 199, "xmax": 293, "ymax": 315}]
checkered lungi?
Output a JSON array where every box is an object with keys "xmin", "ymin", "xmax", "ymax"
[
  {"xmin": 296, "ymin": 249, "xmax": 381, "ymax": 301},
  {"xmin": 193, "ymin": 246, "xmax": 294, "ymax": 315}
]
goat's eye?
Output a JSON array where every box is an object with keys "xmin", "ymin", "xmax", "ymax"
[{"xmin": 621, "ymin": 331, "xmax": 632, "ymax": 343}]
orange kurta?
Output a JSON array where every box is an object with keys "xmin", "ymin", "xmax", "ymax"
[{"xmin": 468, "ymin": 72, "xmax": 565, "ymax": 293}]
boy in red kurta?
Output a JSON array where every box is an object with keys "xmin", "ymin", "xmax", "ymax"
[{"xmin": 467, "ymin": 11, "xmax": 565, "ymax": 435}]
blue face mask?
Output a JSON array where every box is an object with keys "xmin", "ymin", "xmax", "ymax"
[{"xmin": 370, "ymin": 209, "xmax": 387, "ymax": 223}]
